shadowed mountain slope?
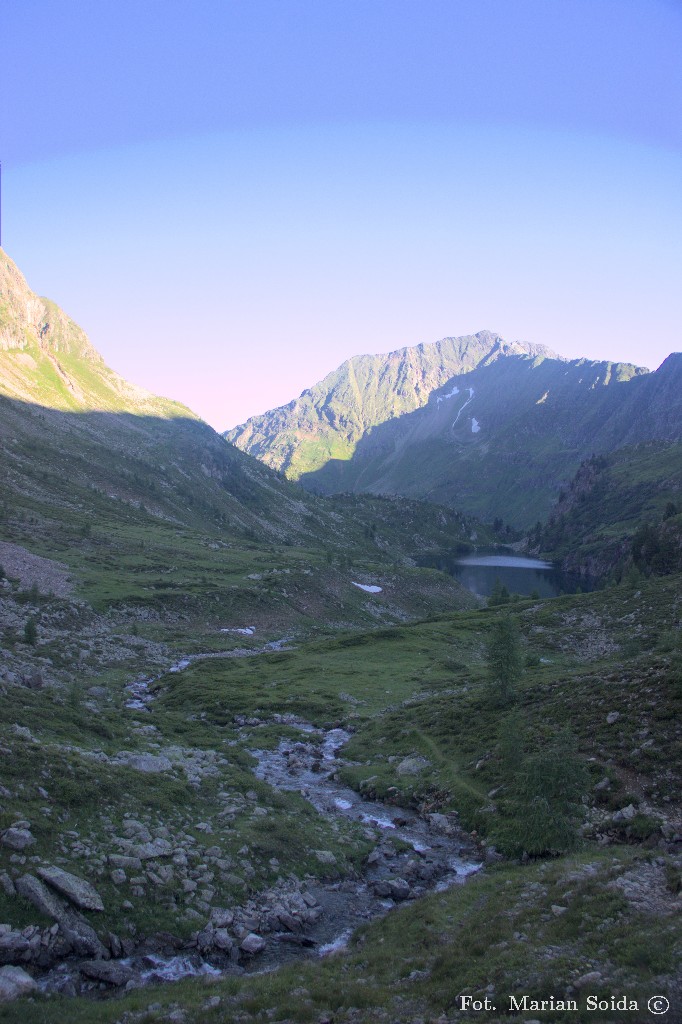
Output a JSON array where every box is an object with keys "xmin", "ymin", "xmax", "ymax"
[
  {"xmin": 0, "ymin": 250, "xmax": 480, "ymax": 625},
  {"xmin": 227, "ymin": 331, "xmax": 682, "ymax": 526},
  {"xmin": 226, "ymin": 331, "xmax": 559, "ymax": 480},
  {"xmin": 529, "ymin": 440, "xmax": 682, "ymax": 580}
]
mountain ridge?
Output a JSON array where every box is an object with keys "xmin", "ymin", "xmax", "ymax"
[
  {"xmin": 0, "ymin": 249, "xmax": 195, "ymax": 418},
  {"xmin": 226, "ymin": 329, "xmax": 661, "ymax": 524}
]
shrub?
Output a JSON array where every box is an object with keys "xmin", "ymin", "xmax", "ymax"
[
  {"xmin": 24, "ymin": 617, "xmax": 38, "ymax": 646},
  {"xmin": 495, "ymin": 729, "xmax": 588, "ymax": 857},
  {"xmin": 486, "ymin": 616, "xmax": 523, "ymax": 704}
]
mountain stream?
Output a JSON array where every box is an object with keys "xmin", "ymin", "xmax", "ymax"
[{"xmin": 37, "ymin": 651, "xmax": 481, "ymax": 996}]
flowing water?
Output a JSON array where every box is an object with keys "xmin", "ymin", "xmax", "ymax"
[{"xmin": 39, "ymin": 654, "xmax": 481, "ymax": 994}]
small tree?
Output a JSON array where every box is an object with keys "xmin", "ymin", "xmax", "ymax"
[
  {"xmin": 24, "ymin": 617, "xmax": 38, "ymax": 646},
  {"xmin": 511, "ymin": 729, "xmax": 589, "ymax": 855},
  {"xmin": 488, "ymin": 578, "xmax": 510, "ymax": 607},
  {"xmin": 486, "ymin": 616, "xmax": 523, "ymax": 704}
]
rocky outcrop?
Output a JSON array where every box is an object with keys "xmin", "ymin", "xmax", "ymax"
[
  {"xmin": 14, "ymin": 875, "xmax": 107, "ymax": 959},
  {"xmin": 37, "ymin": 866, "xmax": 104, "ymax": 912}
]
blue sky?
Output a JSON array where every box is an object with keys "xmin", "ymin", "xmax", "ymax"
[{"xmin": 2, "ymin": 0, "xmax": 681, "ymax": 429}]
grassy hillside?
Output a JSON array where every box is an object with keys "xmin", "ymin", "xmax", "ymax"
[
  {"xmin": 1, "ymin": 251, "xmax": 680, "ymax": 1022},
  {"xmin": 0, "ymin": 574, "xmax": 680, "ymax": 1021},
  {"xmin": 530, "ymin": 441, "xmax": 682, "ymax": 580}
]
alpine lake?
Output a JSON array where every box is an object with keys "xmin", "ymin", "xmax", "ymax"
[{"xmin": 420, "ymin": 550, "xmax": 591, "ymax": 599}]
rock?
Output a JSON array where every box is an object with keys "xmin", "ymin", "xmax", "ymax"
[
  {"xmin": 109, "ymin": 854, "xmax": 143, "ymax": 870},
  {"xmin": 79, "ymin": 960, "xmax": 133, "ymax": 986},
  {"xmin": 210, "ymin": 908, "xmax": 234, "ymax": 928},
  {"xmin": 115, "ymin": 752, "xmax": 173, "ymax": 773},
  {"xmin": 196, "ymin": 928, "xmax": 214, "ymax": 952},
  {"xmin": 240, "ymin": 932, "xmax": 265, "ymax": 954},
  {"xmin": 14, "ymin": 875, "xmax": 106, "ymax": 958},
  {"xmin": 129, "ymin": 838, "xmax": 173, "ymax": 860},
  {"xmin": 613, "ymin": 804, "xmax": 637, "ymax": 823},
  {"xmin": 86, "ymin": 686, "xmax": 109, "ymax": 698},
  {"xmin": 213, "ymin": 928, "xmax": 233, "ymax": 950},
  {"xmin": 0, "ymin": 872, "xmax": 16, "ymax": 897},
  {"xmin": 574, "ymin": 970, "xmax": 602, "ymax": 988},
  {"xmin": 606, "ymin": 711, "xmax": 620, "ymax": 724},
  {"xmin": 60, "ymin": 919, "xmax": 107, "ymax": 959},
  {"xmin": 37, "ymin": 866, "xmax": 104, "ymax": 911},
  {"xmin": 122, "ymin": 820, "xmax": 151, "ymax": 839},
  {"xmin": 0, "ymin": 828, "xmax": 35, "ymax": 852},
  {"xmin": 0, "ymin": 965, "xmax": 37, "ymax": 1001},
  {"xmin": 594, "ymin": 777, "xmax": 611, "ymax": 792},
  {"xmin": 15, "ymin": 874, "xmax": 69, "ymax": 921},
  {"xmin": 110, "ymin": 870, "xmax": 127, "ymax": 885},
  {"xmin": 396, "ymin": 755, "xmax": 431, "ymax": 776},
  {"xmin": 427, "ymin": 813, "xmax": 453, "ymax": 834},
  {"xmin": 387, "ymin": 878, "xmax": 411, "ymax": 901},
  {"xmin": 551, "ymin": 904, "xmax": 567, "ymax": 916},
  {"xmin": 0, "ymin": 931, "xmax": 30, "ymax": 959},
  {"xmin": 314, "ymin": 850, "xmax": 337, "ymax": 865}
]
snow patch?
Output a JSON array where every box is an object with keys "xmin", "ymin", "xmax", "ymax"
[
  {"xmin": 220, "ymin": 627, "xmax": 255, "ymax": 635},
  {"xmin": 352, "ymin": 582, "xmax": 382, "ymax": 593},
  {"xmin": 451, "ymin": 387, "xmax": 475, "ymax": 429},
  {"xmin": 471, "ymin": 417, "xmax": 480, "ymax": 433},
  {"xmin": 436, "ymin": 385, "xmax": 460, "ymax": 404}
]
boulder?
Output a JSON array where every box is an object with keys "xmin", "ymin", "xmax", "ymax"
[
  {"xmin": 130, "ymin": 838, "xmax": 173, "ymax": 860},
  {"xmin": 0, "ymin": 872, "xmax": 16, "ymax": 897},
  {"xmin": 37, "ymin": 866, "xmax": 104, "ymax": 912},
  {"xmin": 396, "ymin": 755, "xmax": 431, "ymax": 776},
  {"xmin": 213, "ymin": 929, "xmax": 233, "ymax": 950},
  {"xmin": 240, "ymin": 933, "xmax": 265, "ymax": 954},
  {"xmin": 0, "ymin": 965, "xmax": 37, "ymax": 1001},
  {"xmin": 79, "ymin": 960, "xmax": 133, "ymax": 986},
  {"xmin": 387, "ymin": 878, "xmax": 411, "ymax": 901},
  {"xmin": 14, "ymin": 875, "xmax": 107, "ymax": 958},
  {"xmin": 0, "ymin": 828, "xmax": 35, "ymax": 851},
  {"xmin": 574, "ymin": 970, "xmax": 603, "ymax": 989},
  {"xmin": 314, "ymin": 850, "xmax": 337, "ymax": 865},
  {"xmin": 210, "ymin": 908, "xmax": 234, "ymax": 928},
  {"xmin": 15, "ymin": 874, "xmax": 69, "ymax": 922},
  {"xmin": 0, "ymin": 931, "xmax": 30, "ymax": 960},
  {"xmin": 109, "ymin": 854, "xmax": 143, "ymax": 870},
  {"xmin": 115, "ymin": 752, "xmax": 173, "ymax": 773},
  {"xmin": 613, "ymin": 804, "xmax": 637, "ymax": 823}
]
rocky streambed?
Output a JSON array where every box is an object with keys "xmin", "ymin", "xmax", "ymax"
[{"xmin": 1, "ymin": 658, "xmax": 481, "ymax": 1001}]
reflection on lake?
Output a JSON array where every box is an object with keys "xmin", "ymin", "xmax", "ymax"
[{"xmin": 422, "ymin": 551, "xmax": 588, "ymax": 599}]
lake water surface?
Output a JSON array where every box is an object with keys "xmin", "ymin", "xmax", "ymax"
[{"xmin": 422, "ymin": 551, "xmax": 586, "ymax": 599}]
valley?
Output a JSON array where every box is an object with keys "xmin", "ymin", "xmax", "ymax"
[{"xmin": 0, "ymin": 250, "xmax": 681, "ymax": 1022}]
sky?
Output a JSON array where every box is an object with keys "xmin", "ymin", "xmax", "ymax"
[{"xmin": 1, "ymin": 0, "xmax": 681, "ymax": 431}]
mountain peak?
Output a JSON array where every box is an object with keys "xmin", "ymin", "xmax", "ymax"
[
  {"xmin": 0, "ymin": 249, "xmax": 101, "ymax": 364},
  {"xmin": 0, "ymin": 249, "xmax": 193, "ymax": 419}
]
